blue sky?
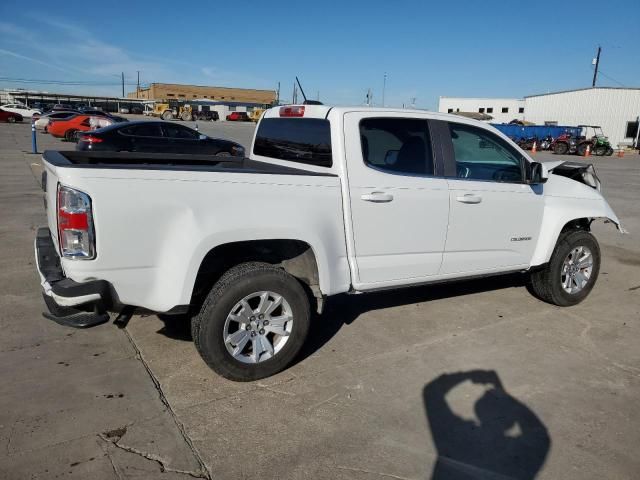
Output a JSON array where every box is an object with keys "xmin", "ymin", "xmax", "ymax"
[{"xmin": 1, "ymin": 0, "xmax": 638, "ymax": 109}]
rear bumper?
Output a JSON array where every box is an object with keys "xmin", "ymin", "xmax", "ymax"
[{"xmin": 35, "ymin": 227, "xmax": 112, "ymax": 327}]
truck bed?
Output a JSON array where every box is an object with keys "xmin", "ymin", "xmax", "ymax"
[{"xmin": 43, "ymin": 150, "xmax": 335, "ymax": 177}]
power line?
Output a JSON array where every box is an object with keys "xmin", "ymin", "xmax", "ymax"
[{"xmin": 594, "ymin": 69, "xmax": 626, "ymax": 87}]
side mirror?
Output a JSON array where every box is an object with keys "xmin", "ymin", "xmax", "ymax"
[
  {"xmin": 528, "ymin": 161, "xmax": 548, "ymax": 184},
  {"xmin": 384, "ymin": 150, "xmax": 399, "ymax": 165}
]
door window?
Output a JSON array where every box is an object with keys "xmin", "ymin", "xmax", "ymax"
[
  {"xmin": 449, "ymin": 123, "xmax": 523, "ymax": 182},
  {"xmin": 121, "ymin": 124, "xmax": 163, "ymax": 137},
  {"xmin": 162, "ymin": 124, "xmax": 199, "ymax": 139},
  {"xmin": 359, "ymin": 118, "xmax": 433, "ymax": 176}
]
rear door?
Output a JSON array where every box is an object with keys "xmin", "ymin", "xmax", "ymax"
[
  {"xmin": 343, "ymin": 113, "xmax": 450, "ymax": 288},
  {"xmin": 439, "ymin": 121, "xmax": 544, "ymax": 274}
]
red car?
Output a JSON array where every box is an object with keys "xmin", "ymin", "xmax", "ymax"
[
  {"xmin": 47, "ymin": 115, "xmax": 113, "ymax": 142},
  {"xmin": 226, "ymin": 111, "xmax": 250, "ymax": 122},
  {"xmin": 0, "ymin": 108, "xmax": 23, "ymax": 123}
]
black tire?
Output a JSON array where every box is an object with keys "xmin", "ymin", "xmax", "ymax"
[
  {"xmin": 605, "ymin": 147, "xmax": 614, "ymax": 156},
  {"xmin": 553, "ymin": 142, "xmax": 568, "ymax": 155},
  {"xmin": 7, "ymin": 116, "xmax": 15, "ymax": 123},
  {"xmin": 576, "ymin": 143, "xmax": 589, "ymax": 156},
  {"xmin": 64, "ymin": 129, "xmax": 78, "ymax": 142},
  {"xmin": 191, "ymin": 262, "xmax": 310, "ymax": 381},
  {"xmin": 162, "ymin": 111, "xmax": 173, "ymax": 121},
  {"xmin": 528, "ymin": 230, "xmax": 600, "ymax": 306},
  {"xmin": 594, "ymin": 146, "xmax": 607, "ymax": 156}
]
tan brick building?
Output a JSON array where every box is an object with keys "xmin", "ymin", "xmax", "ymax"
[{"xmin": 128, "ymin": 83, "xmax": 275, "ymax": 104}]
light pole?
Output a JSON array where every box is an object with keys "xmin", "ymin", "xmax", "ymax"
[{"xmin": 382, "ymin": 72, "xmax": 387, "ymax": 107}]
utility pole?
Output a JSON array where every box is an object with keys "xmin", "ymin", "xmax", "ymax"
[
  {"xmin": 365, "ymin": 88, "xmax": 372, "ymax": 106},
  {"xmin": 136, "ymin": 71, "xmax": 140, "ymax": 98},
  {"xmin": 276, "ymin": 82, "xmax": 280, "ymax": 105},
  {"xmin": 121, "ymin": 72, "xmax": 125, "ymax": 97},
  {"xmin": 592, "ymin": 46, "xmax": 601, "ymax": 87},
  {"xmin": 382, "ymin": 72, "xmax": 387, "ymax": 107}
]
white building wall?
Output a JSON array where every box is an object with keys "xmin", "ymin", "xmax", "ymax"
[
  {"xmin": 524, "ymin": 88, "xmax": 640, "ymax": 148},
  {"xmin": 438, "ymin": 97, "xmax": 525, "ymax": 123}
]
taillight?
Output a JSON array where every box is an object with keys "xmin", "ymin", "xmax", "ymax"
[
  {"xmin": 57, "ymin": 184, "xmax": 95, "ymax": 259},
  {"xmin": 81, "ymin": 135, "xmax": 103, "ymax": 143},
  {"xmin": 279, "ymin": 106, "xmax": 305, "ymax": 117}
]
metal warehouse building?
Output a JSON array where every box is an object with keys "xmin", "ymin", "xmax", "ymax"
[
  {"xmin": 439, "ymin": 87, "xmax": 640, "ymax": 148},
  {"xmin": 523, "ymin": 87, "xmax": 640, "ymax": 148}
]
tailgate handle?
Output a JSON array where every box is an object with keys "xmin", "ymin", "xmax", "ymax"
[
  {"xmin": 456, "ymin": 193, "xmax": 482, "ymax": 204},
  {"xmin": 361, "ymin": 192, "xmax": 394, "ymax": 203}
]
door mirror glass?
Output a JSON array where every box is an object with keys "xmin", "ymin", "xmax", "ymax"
[
  {"xmin": 528, "ymin": 161, "xmax": 548, "ymax": 184},
  {"xmin": 384, "ymin": 150, "xmax": 399, "ymax": 165},
  {"xmin": 199, "ymin": 134, "xmax": 207, "ymax": 140}
]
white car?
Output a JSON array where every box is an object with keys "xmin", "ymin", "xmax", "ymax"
[
  {"xmin": 1, "ymin": 103, "xmax": 41, "ymax": 118},
  {"xmin": 35, "ymin": 104, "xmax": 624, "ymax": 381}
]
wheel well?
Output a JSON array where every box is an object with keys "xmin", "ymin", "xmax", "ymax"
[
  {"xmin": 191, "ymin": 240, "xmax": 323, "ymax": 313},
  {"xmin": 561, "ymin": 218, "xmax": 592, "ymax": 234}
]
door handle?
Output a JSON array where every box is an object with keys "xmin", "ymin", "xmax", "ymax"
[
  {"xmin": 361, "ymin": 191, "xmax": 394, "ymax": 203},
  {"xmin": 456, "ymin": 193, "xmax": 482, "ymax": 204}
]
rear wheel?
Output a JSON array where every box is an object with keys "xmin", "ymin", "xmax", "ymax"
[
  {"xmin": 7, "ymin": 116, "xmax": 15, "ymax": 123},
  {"xmin": 162, "ymin": 110, "xmax": 173, "ymax": 121},
  {"xmin": 191, "ymin": 262, "xmax": 310, "ymax": 381},
  {"xmin": 553, "ymin": 142, "xmax": 568, "ymax": 155},
  {"xmin": 529, "ymin": 230, "xmax": 600, "ymax": 306},
  {"xmin": 605, "ymin": 147, "xmax": 614, "ymax": 156},
  {"xmin": 64, "ymin": 129, "xmax": 78, "ymax": 142}
]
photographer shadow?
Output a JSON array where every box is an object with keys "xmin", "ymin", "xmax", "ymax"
[{"xmin": 424, "ymin": 370, "xmax": 550, "ymax": 480}]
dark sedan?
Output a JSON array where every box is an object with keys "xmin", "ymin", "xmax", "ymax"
[{"xmin": 76, "ymin": 121, "xmax": 245, "ymax": 156}]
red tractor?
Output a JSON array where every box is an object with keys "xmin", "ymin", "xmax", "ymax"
[{"xmin": 551, "ymin": 125, "xmax": 613, "ymax": 156}]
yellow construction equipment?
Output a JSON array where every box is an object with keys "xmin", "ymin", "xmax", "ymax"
[
  {"xmin": 150, "ymin": 101, "xmax": 194, "ymax": 121},
  {"xmin": 249, "ymin": 108, "xmax": 265, "ymax": 123}
]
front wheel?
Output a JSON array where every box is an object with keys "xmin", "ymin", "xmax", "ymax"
[
  {"xmin": 605, "ymin": 147, "xmax": 614, "ymax": 156},
  {"xmin": 528, "ymin": 230, "xmax": 600, "ymax": 306},
  {"xmin": 191, "ymin": 262, "xmax": 310, "ymax": 381},
  {"xmin": 553, "ymin": 142, "xmax": 568, "ymax": 155},
  {"xmin": 594, "ymin": 145, "xmax": 607, "ymax": 156}
]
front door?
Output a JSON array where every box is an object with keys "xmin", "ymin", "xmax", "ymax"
[
  {"xmin": 441, "ymin": 122, "xmax": 544, "ymax": 275},
  {"xmin": 344, "ymin": 113, "xmax": 450, "ymax": 289}
]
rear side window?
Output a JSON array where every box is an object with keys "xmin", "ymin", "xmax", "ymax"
[
  {"xmin": 253, "ymin": 118, "xmax": 332, "ymax": 167},
  {"xmin": 359, "ymin": 118, "xmax": 433, "ymax": 176}
]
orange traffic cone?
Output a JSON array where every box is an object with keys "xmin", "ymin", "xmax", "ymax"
[
  {"xmin": 585, "ymin": 144, "xmax": 591, "ymax": 157},
  {"xmin": 531, "ymin": 141, "xmax": 537, "ymax": 154},
  {"xmin": 617, "ymin": 149, "xmax": 624, "ymax": 158}
]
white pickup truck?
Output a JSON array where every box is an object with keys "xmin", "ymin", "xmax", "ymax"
[{"xmin": 36, "ymin": 104, "xmax": 624, "ymax": 380}]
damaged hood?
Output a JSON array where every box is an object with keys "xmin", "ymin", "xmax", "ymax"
[{"xmin": 545, "ymin": 161, "xmax": 601, "ymax": 191}]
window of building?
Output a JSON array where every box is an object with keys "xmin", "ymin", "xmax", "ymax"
[
  {"xmin": 220, "ymin": 96, "xmax": 225, "ymax": 99},
  {"xmin": 518, "ymin": 107, "xmax": 525, "ymax": 113},
  {"xmin": 203, "ymin": 95, "xmax": 208, "ymax": 98},
  {"xmin": 231, "ymin": 97, "xmax": 235, "ymax": 100},
  {"xmin": 501, "ymin": 107, "xmax": 509, "ymax": 113},
  {"xmin": 448, "ymin": 123, "xmax": 523, "ymax": 183},
  {"xmin": 178, "ymin": 94, "xmax": 185, "ymax": 98},
  {"xmin": 193, "ymin": 95, "xmax": 197, "ymax": 98},
  {"xmin": 447, "ymin": 108, "xmax": 454, "ymax": 113},
  {"xmin": 625, "ymin": 121, "xmax": 639, "ymax": 138},
  {"xmin": 166, "ymin": 93, "xmax": 175, "ymax": 97},
  {"xmin": 359, "ymin": 118, "xmax": 433, "ymax": 176},
  {"xmin": 544, "ymin": 121, "xmax": 558, "ymax": 126},
  {"xmin": 478, "ymin": 108, "xmax": 485, "ymax": 113},
  {"xmin": 456, "ymin": 108, "xmax": 460, "ymax": 112},
  {"xmin": 486, "ymin": 107, "xmax": 493, "ymax": 114},
  {"xmin": 254, "ymin": 118, "xmax": 332, "ymax": 167}
]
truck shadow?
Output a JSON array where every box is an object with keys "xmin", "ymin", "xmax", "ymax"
[
  {"xmin": 154, "ymin": 273, "xmax": 528, "ymax": 355},
  {"xmin": 423, "ymin": 369, "xmax": 550, "ymax": 479},
  {"xmin": 296, "ymin": 273, "xmax": 527, "ymax": 364}
]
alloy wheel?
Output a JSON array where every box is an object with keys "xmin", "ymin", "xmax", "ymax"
[{"xmin": 560, "ymin": 246, "xmax": 593, "ymax": 294}]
